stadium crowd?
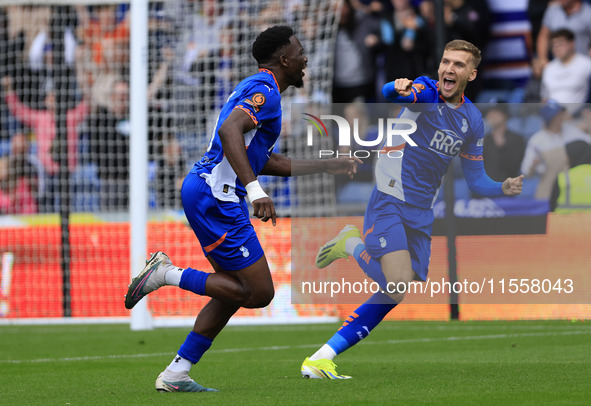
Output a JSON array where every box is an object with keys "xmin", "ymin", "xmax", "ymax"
[{"xmin": 0, "ymin": 0, "xmax": 590, "ymax": 215}]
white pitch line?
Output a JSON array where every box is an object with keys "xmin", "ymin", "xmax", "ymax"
[{"xmin": 3, "ymin": 329, "xmax": 590, "ymax": 365}]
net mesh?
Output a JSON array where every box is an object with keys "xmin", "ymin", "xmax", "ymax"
[{"xmin": 0, "ymin": 0, "xmax": 341, "ymax": 322}]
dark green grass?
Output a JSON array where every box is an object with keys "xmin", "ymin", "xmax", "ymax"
[{"xmin": 1, "ymin": 320, "xmax": 590, "ymax": 405}]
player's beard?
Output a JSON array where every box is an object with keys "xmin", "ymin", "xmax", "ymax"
[
  {"xmin": 292, "ymin": 69, "xmax": 305, "ymax": 88},
  {"xmin": 294, "ymin": 77, "xmax": 305, "ymax": 88}
]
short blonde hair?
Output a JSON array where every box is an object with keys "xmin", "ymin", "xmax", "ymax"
[{"xmin": 444, "ymin": 40, "xmax": 482, "ymax": 68}]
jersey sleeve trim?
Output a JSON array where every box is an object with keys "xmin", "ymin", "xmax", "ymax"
[
  {"xmin": 234, "ymin": 105, "xmax": 259, "ymax": 126},
  {"xmin": 258, "ymin": 68, "xmax": 280, "ymax": 92},
  {"xmin": 459, "ymin": 152, "xmax": 483, "ymax": 161}
]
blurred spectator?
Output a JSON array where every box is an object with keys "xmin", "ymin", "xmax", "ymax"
[
  {"xmin": 167, "ymin": 0, "xmax": 231, "ymax": 87},
  {"xmin": 441, "ymin": 0, "xmax": 491, "ymax": 100},
  {"xmin": 482, "ymin": 105, "xmax": 526, "ymax": 182},
  {"xmin": 3, "ymin": 6, "xmax": 67, "ymax": 110},
  {"xmin": 332, "ymin": 0, "xmax": 382, "ymax": 103},
  {"xmin": 146, "ymin": 45, "xmax": 175, "ymax": 154},
  {"xmin": 442, "ymin": 0, "xmax": 491, "ymax": 51},
  {"xmin": 0, "ymin": 132, "xmax": 39, "ymax": 214},
  {"xmin": 351, "ymin": 0, "xmax": 389, "ymax": 15},
  {"xmin": 0, "ymin": 7, "xmax": 9, "ymax": 146},
  {"xmin": 76, "ymin": 5, "xmax": 130, "ymax": 81},
  {"xmin": 540, "ymin": 29, "xmax": 591, "ymax": 113},
  {"xmin": 82, "ymin": 19, "xmax": 179, "ymax": 210},
  {"xmin": 2, "ymin": 76, "xmax": 88, "ymax": 175},
  {"xmin": 257, "ymin": 0, "xmax": 288, "ymax": 29},
  {"xmin": 0, "ymin": 9, "xmax": 8, "ymax": 79},
  {"xmin": 551, "ymin": 139, "xmax": 591, "ymax": 211},
  {"xmin": 535, "ymin": 0, "xmax": 591, "ymax": 67},
  {"xmin": 194, "ymin": 22, "xmax": 237, "ymax": 112},
  {"xmin": 154, "ymin": 131, "xmax": 187, "ymax": 209},
  {"xmin": 87, "ymin": 78, "xmax": 130, "ymax": 210},
  {"xmin": 418, "ymin": 0, "xmax": 490, "ymax": 98},
  {"xmin": 565, "ymin": 139, "xmax": 591, "ymax": 168},
  {"xmin": 523, "ymin": 57, "xmax": 544, "ymax": 103},
  {"xmin": 577, "ymin": 104, "xmax": 591, "ymax": 134},
  {"xmin": 146, "ymin": 3, "xmax": 175, "ymax": 101},
  {"xmin": 28, "ymin": 15, "xmax": 78, "ymax": 91},
  {"xmin": 2, "ymin": 75, "xmax": 88, "ymax": 212},
  {"xmin": 298, "ymin": 14, "xmax": 333, "ymax": 101},
  {"xmin": 521, "ymin": 102, "xmax": 591, "ymax": 198},
  {"xmin": 418, "ymin": 0, "xmax": 435, "ymax": 27},
  {"xmin": 528, "ymin": 0, "xmax": 552, "ymax": 54},
  {"xmin": 553, "ymin": 108, "xmax": 591, "ymax": 213},
  {"xmin": 382, "ymin": 0, "xmax": 430, "ymax": 82},
  {"xmin": 161, "ymin": 0, "xmax": 235, "ymax": 157}
]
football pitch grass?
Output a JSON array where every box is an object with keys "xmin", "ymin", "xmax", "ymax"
[{"xmin": 2, "ymin": 320, "xmax": 590, "ymax": 405}]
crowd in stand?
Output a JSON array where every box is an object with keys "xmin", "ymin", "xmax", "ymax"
[{"xmin": 0, "ymin": 0, "xmax": 590, "ymax": 215}]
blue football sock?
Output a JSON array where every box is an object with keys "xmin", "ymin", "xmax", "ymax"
[
  {"xmin": 326, "ymin": 292, "xmax": 397, "ymax": 356},
  {"xmin": 353, "ymin": 244, "xmax": 387, "ymax": 290},
  {"xmin": 179, "ymin": 267, "xmax": 209, "ymax": 295},
  {"xmin": 178, "ymin": 331, "xmax": 213, "ymax": 364}
]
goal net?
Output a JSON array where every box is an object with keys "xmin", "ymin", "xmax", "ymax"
[{"xmin": 0, "ymin": 0, "xmax": 341, "ymax": 326}]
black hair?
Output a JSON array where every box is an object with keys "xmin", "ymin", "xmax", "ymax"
[
  {"xmin": 550, "ymin": 28, "xmax": 575, "ymax": 42},
  {"xmin": 252, "ymin": 25, "xmax": 294, "ymax": 65},
  {"xmin": 486, "ymin": 103, "xmax": 509, "ymax": 117}
]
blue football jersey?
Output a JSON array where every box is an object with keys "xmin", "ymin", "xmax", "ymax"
[
  {"xmin": 192, "ymin": 68, "xmax": 282, "ymax": 202},
  {"xmin": 378, "ymin": 76, "xmax": 485, "ymax": 208}
]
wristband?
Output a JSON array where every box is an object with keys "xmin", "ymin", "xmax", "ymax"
[{"xmin": 245, "ymin": 180, "xmax": 268, "ymax": 202}]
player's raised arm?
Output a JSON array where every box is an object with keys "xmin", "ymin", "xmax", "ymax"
[
  {"xmin": 260, "ymin": 153, "xmax": 362, "ymax": 179},
  {"xmin": 381, "ymin": 76, "xmax": 437, "ymax": 104},
  {"xmin": 502, "ymin": 175, "xmax": 525, "ymax": 196},
  {"xmin": 382, "ymin": 78, "xmax": 414, "ymax": 102},
  {"xmin": 393, "ymin": 78, "xmax": 414, "ymax": 97},
  {"xmin": 218, "ymin": 108, "xmax": 277, "ymax": 226}
]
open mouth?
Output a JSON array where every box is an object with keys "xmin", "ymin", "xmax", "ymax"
[{"xmin": 442, "ymin": 78, "xmax": 456, "ymax": 91}]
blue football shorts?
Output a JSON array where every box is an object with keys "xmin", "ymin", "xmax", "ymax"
[
  {"xmin": 362, "ymin": 187, "xmax": 434, "ymax": 281},
  {"xmin": 181, "ymin": 171, "xmax": 264, "ymax": 271}
]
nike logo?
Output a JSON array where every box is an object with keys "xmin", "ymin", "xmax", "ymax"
[
  {"xmin": 131, "ymin": 261, "xmax": 162, "ymax": 300},
  {"xmin": 167, "ymin": 383, "xmax": 179, "ymax": 390}
]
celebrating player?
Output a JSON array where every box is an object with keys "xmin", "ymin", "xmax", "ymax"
[
  {"xmin": 124, "ymin": 25, "xmax": 360, "ymax": 392},
  {"xmin": 301, "ymin": 40, "xmax": 524, "ymax": 379}
]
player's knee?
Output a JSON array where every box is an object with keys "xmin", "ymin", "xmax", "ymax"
[
  {"xmin": 384, "ymin": 268, "xmax": 415, "ymax": 303},
  {"xmin": 387, "ymin": 290, "xmax": 406, "ymax": 304},
  {"xmin": 218, "ymin": 281, "xmax": 251, "ymax": 306},
  {"xmin": 243, "ymin": 286, "xmax": 275, "ymax": 308},
  {"xmin": 225, "ymin": 282, "xmax": 274, "ymax": 308}
]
